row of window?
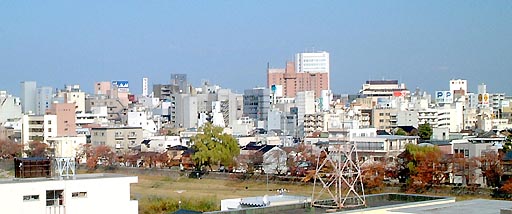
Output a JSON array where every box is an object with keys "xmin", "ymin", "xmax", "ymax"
[{"xmin": 23, "ymin": 191, "xmax": 87, "ymax": 205}]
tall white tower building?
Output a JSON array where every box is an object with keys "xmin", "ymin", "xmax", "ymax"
[{"xmin": 295, "ymin": 51, "xmax": 330, "ymax": 74}]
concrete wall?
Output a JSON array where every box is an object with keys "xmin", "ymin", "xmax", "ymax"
[{"xmin": 0, "ymin": 174, "xmax": 138, "ymax": 214}]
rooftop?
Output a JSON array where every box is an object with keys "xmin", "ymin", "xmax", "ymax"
[
  {"xmin": 0, "ymin": 173, "xmax": 136, "ymax": 184},
  {"xmin": 391, "ymin": 199, "xmax": 512, "ymax": 214}
]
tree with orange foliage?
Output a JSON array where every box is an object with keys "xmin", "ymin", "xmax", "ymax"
[
  {"xmin": 154, "ymin": 152, "xmax": 170, "ymax": 168},
  {"xmin": 451, "ymin": 153, "xmax": 479, "ymax": 186},
  {"xmin": 0, "ymin": 139, "xmax": 22, "ymax": 159},
  {"xmin": 398, "ymin": 144, "xmax": 445, "ymax": 193},
  {"xmin": 26, "ymin": 141, "xmax": 48, "ymax": 157},
  {"xmin": 361, "ymin": 161, "xmax": 386, "ymax": 193},
  {"xmin": 479, "ymin": 151, "xmax": 503, "ymax": 188},
  {"xmin": 84, "ymin": 144, "xmax": 115, "ymax": 171},
  {"xmin": 500, "ymin": 178, "xmax": 512, "ymax": 194}
]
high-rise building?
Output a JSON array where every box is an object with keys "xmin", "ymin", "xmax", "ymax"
[
  {"xmin": 267, "ymin": 51, "xmax": 330, "ymax": 98},
  {"xmin": 171, "ymin": 74, "xmax": 188, "ymax": 93},
  {"xmin": 295, "ymin": 51, "xmax": 330, "ymax": 74},
  {"xmin": 48, "ymin": 103, "xmax": 77, "ymax": 137},
  {"xmin": 36, "ymin": 87, "xmax": 54, "ymax": 115},
  {"xmin": 243, "ymin": 88, "xmax": 270, "ymax": 122},
  {"xmin": 21, "ymin": 81, "xmax": 37, "ymax": 114},
  {"xmin": 94, "ymin": 82, "xmax": 111, "ymax": 95}
]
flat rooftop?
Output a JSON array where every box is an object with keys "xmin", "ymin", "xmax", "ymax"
[
  {"xmin": 0, "ymin": 173, "xmax": 136, "ymax": 184},
  {"xmin": 207, "ymin": 193, "xmax": 455, "ymax": 214},
  {"xmin": 390, "ymin": 198, "xmax": 512, "ymax": 214}
]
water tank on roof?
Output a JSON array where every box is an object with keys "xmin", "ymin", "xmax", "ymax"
[{"xmin": 14, "ymin": 157, "xmax": 52, "ymax": 178}]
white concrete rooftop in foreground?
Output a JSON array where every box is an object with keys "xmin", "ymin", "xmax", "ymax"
[
  {"xmin": 0, "ymin": 173, "xmax": 136, "ymax": 184},
  {"xmin": 390, "ymin": 199, "xmax": 512, "ymax": 214}
]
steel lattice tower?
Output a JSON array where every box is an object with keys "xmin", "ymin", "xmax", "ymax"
[{"xmin": 311, "ymin": 141, "xmax": 366, "ymax": 209}]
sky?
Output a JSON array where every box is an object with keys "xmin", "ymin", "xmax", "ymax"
[{"xmin": 1, "ymin": 1, "xmax": 511, "ymax": 96}]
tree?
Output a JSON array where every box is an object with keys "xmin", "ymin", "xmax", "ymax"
[
  {"xmin": 154, "ymin": 152, "xmax": 170, "ymax": 168},
  {"xmin": 418, "ymin": 123, "xmax": 433, "ymax": 140},
  {"xmin": 500, "ymin": 178, "xmax": 512, "ymax": 194},
  {"xmin": 0, "ymin": 140, "xmax": 22, "ymax": 159},
  {"xmin": 451, "ymin": 153, "xmax": 479, "ymax": 186},
  {"xmin": 191, "ymin": 123, "xmax": 240, "ymax": 171},
  {"xmin": 26, "ymin": 141, "xmax": 48, "ymax": 157},
  {"xmin": 361, "ymin": 161, "xmax": 386, "ymax": 193},
  {"xmin": 480, "ymin": 151, "xmax": 503, "ymax": 187},
  {"xmin": 395, "ymin": 128, "xmax": 407, "ymax": 136},
  {"xmin": 503, "ymin": 135, "xmax": 512, "ymax": 153},
  {"xmin": 397, "ymin": 144, "xmax": 445, "ymax": 192},
  {"xmin": 83, "ymin": 144, "xmax": 115, "ymax": 171}
]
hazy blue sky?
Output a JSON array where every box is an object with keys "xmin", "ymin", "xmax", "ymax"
[{"xmin": 1, "ymin": 1, "xmax": 511, "ymax": 96}]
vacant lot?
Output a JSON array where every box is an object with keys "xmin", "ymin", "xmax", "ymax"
[{"xmin": 131, "ymin": 173, "xmax": 313, "ymax": 200}]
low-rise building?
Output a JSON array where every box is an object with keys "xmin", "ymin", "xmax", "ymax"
[
  {"xmin": 90, "ymin": 127, "xmax": 143, "ymax": 152},
  {"xmin": 0, "ymin": 173, "xmax": 138, "ymax": 214}
]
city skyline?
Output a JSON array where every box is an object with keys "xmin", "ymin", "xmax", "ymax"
[{"xmin": 1, "ymin": 1, "xmax": 511, "ymax": 96}]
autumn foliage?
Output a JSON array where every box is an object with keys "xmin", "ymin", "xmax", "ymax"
[
  {"xmin": 479, "ymin": 152, "xmax": 503, "ymax": 188},
  {"xmin": 500, "ymin": 178, "xmax": 512, "ymax": 194},
  {"xmin": 0, "ymin": 140, "xmax": 22, "ymax": 159},
  {"xmin": 398, "ymin": 144, "xmax": 446, "ymax": 193},
  {"xmin": 361, "ymin": 161, "xmax": 386, "ymax": 192},
  {"xmin": 82, "ymin": 144, "xmax": 115, "ymax": 171},
  {"xmin": 26, "ymin": 141, "xmax": 48, "ymax": 157}
]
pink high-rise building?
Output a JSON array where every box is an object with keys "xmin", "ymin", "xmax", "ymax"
[
  {"xmin": 49, "ymin": 103, "xmax": 77, "ymax": 137},
  {"xmin": 95, "ymin": 82, "xmax": 111, "ymax": 95},
  {"xmin": 267, "ymin": 51, "xmax": 329, "ymax": 98}
]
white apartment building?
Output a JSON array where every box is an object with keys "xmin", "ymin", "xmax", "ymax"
[
  {"xmin": 21, "ymin": 81, "xmax": 37, "ymax": 114},
  {"xmin": 127, "ymin": 107, "xmax": 158, "ymax": 138},
  {"xmin": 46, "ymin": 135, "xmax": 87, "ymax": 158},
  {"xmin": 21, "ymin": 115, "xmax": 58, "ymax": 148},
  {"xmin": 360, "ymin": 80, "xmax": 407, "ymax": 99},
  {"xmin": 0, "ymin": 173, "xmax": 138, "ymax": 214},
  {"xmin": 0, "ymin": 91, "xmax": 22, "ymax": 124},
  {"xmin": 296, "ymin": 91, "xmax": 316, "ymax": 136},
  {"xmin": 303, "ymin": 113, "xmax": 326, "ymax": 137},
  {"xmin": 418, "ymin": 109, "xmax": 438, "ymax": 127},
  {"xmin": 491, "ymin": 93, "xmax": 506, "ymax": 118},
  {"xmin": 437, "ymin": 101, "xmax": 464, "ymax": 132},
  {"xmin": 75, "ymin": 106, "xmax": 109, "ymax": 127},
  {"xmin": 295, "ymin": 51, "xmax": 330, "ymax": 74}
]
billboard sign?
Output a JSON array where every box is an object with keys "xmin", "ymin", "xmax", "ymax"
[
  {"xmin": 436, "ymin": 91, "xmax": 453, "ymax": 104},
  {"xmin": 112, "ymin": 80, "xmax": 129, "ymax": 93},
  {"xmin": 478, "ymin": 93, "xmax": 490, "ymax": 105}
]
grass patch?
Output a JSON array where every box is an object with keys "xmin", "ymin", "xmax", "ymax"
[{"xmin": 139, "ymin": 196, "xmax": 218, "ymax": 214}]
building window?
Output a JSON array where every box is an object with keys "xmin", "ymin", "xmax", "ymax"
[
  {"xmin": 23, "ymin": 195, "xmax": 39, "ymax": 202},
  {"xmin": 72, "ymin": 192, "xmax": 87, "ymax": 198},
  {"xmin": 47, "ymin": 121, "xmax": 52, "ymax": 125},
  {"xmin": 46, "ymin": 190, "xmax": 64, "ymax": 206}
]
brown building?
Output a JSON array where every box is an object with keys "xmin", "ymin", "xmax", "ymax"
[{"xmin": 267, "ymin": 61, "xmax": 329, "ymax": 99}]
